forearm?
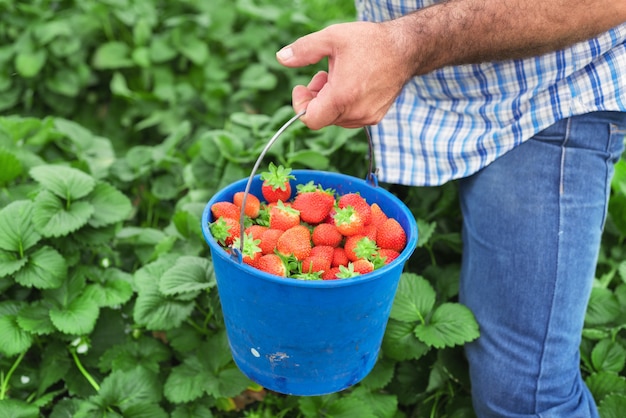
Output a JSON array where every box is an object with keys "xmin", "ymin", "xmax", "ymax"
[{"xmin": 387, "ymin": 0, "xmax": 626, "ymax": 75}]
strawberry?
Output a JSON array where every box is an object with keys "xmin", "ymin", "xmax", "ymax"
[
  {"xmin": 276, "ymin": 225, "xmax": 311, "ymax": 261},
  {"xmin": 344, "ymin": 235, "xmax": 378, "ymax": 262},
  {"xmin": 256, "ymin": 254, "xmax": 287, "ymax": 277},
  {"xmin": 370, "ymin": 203, "xmax": 388, "ymax": 228},
  {"xmin": 211, "ymin": 201, "xmax": 240, "ymax": 221},
  {"xmin": 352, "ymin": 259, "xmax": 374, "ymax": 275},
  {"xmin": 233, "ymin": 191, "xmax": 261, "ymax": 219},
  {"xmin": 260, "ymin": 163, "xmax": 295, "ymax": 203},
  {"xmin": 363, "ymin": 224, "xmax": 378, "ymax": 242},
  {"xmin": 312, "ymin": 223, "xmax": 343, "ymax": 247},
  {"xmin": 209, "ymin": 217, "xmax": 240, "ymax": 246},
  {"xmin": 333, "ymin": 205, "xmax": 365, "ymax": 236},
  {"xmin": 269, "ymin": 201, "xmax": 300, "ymax": 231},
  {"xmin": 321, "ymin": 267, "xmax": 341, "ymax": 280},
  {"xmin": 331, "ymin": 247, "xmax": 349, "ymax": 267},
  {"xmin": 379, "ymin": 248, "xmax": 400, "ymax": 264},
  {"xmin": 377, "ymin": 218, "xmax": 407, "ymax": 252},
  {"xmin": 292, "ymin": 182, "xmax": 336, "ymax": 224},
  {"xmin": 310, "ymin": 245, "xmax": 335, "ymax": 262},
  {"xmin": 338, "ymin": 193, "xmax": 372, "ymax": 226},
  {"xmin": 301, "ymin": 255, "xmax": 330, "ymax": 274},
  {"xmin": 259, "ymin": 228, "xmax": 283, "ymax": 255},
  {"xmin": 245, "ymin": 224, "xmax": 268, "ymax": 241}
]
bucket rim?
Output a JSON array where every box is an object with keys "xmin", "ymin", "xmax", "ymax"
[{"xmin": 201, "ymin": 169, "xmax": 418, "ymax": 288}]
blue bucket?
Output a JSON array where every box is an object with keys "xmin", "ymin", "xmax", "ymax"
[{"xmin": 201, "ymin": 170, "xmax": 418, "ymax": 396}]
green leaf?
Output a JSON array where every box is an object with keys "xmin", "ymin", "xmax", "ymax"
[
  {"xmin": 358, "ymin": 358, "xmax": 396, "ymax": 390},
  {"xmin": 171, "ymin": 404, "xmax": 214, "ymax": 418},
  {"xmin": 0, "ymin": 249, "xmax": 28, "ymax": 277},
  {"xmin": 97, "ymin": 368, "xmax": 163, "ymax": 411},
  {"xmin": 240, "ymin": 63, "xmax": 277, "ymax": 90},
  {"xmin": 585, "ymin": 287, "xmax": 622, "ymax": 326},
  {"xmin": 586, "ymin": 371, "xmax": 626, "ymax": 403},
  {"xmin": 92, "ymin": 41, "xmax": 134, "ymax": 69},
  {"xmin": 14, "ymin": 245, "xmax": 67, "ymax": 289},
  {"xmin": 326, "ymin": 397, "xmax": 377, "ymax": 418},
  {"xmin": 164, "ymin": 356, "xmax": 212, "ymax": 403},
  {"xmin": 49, "ymin": 293, "xmax": 99, "ymax": 335},
  {"xmin": 98, "ymin": 336, "xmax": 171, "ymax": 374},
  {"xmin": 351, "ymin": 386, "xmax": 399, "ymax": 418},
  {"xmin": 0, "ymin": 398, "xmax": 40, "ymax": 418},
  {"xmin": 133, "ymin": 285, "xmax": 195, "ymax": 331},
  {"xmin": 118, "ymin": 404, "xmax": 169, "ymax": 418},
  {"xmin": 0, "ymin": 147, "xmax": 22, "ymax": 184},
  {"xmin": 414, "ymin": 303, "xmax": 480, "ymax": 349},
  {"xmin": 598, "ymin": 394, "xmax": 626, "ymax": 418},
  {"xmin": 592, "ymin": 339, "xmax": 626, "ymax": 373},
  {"xmin": 15, "ymin": 50, "xmax": 47, "ymax": 78},
  {"xmin": 382, "ymin": 319, "xmax": 430, "ymax": 361},
  {"xmin": 17, "ymin": 301, "xmax": 56, "ymax": 335},
  {"xmin": 49, "ymin": 399, "xmax": 81, "ymax": 418},
  {"xmin": 390, "ymin": 273, "xmax": 436, "ymax": 323},
  {"xmin": 87, "ymin": 182, "xmax": 133, "ymax": 227},
  {"xmin": 30, "ymin": 165, "xmax": 96, "ymax": 200},
  {"xmin": 0, "ymin": 200, "xmax": 41, "ymax": 253},
  {"xmin": 0, "ymin": 301, "xmax": 33, "ymax": 356},
  {"xmin": 159, "ymin": 256, "xmax": 215, "ymax": 296},
  {"xmin": 286, "ymin": 150, "xmax": 330, "ymax": 170},
  {"xmin": 417, "ymin": 219, "xmax": 437, "ymax": 247},
  {"xmin": 177, "ymin": 34, "xmax": 209, "ymax": 65},
  {"xmin": 84, "ymin": 269, "xmax": 134, "ymax": 308},
  {"xmin": 215, "ymin": 367, "xmax": 252, "ymax": 398},
  {"xmin": 32, "ymin": 190, "xmax": 94, "ymax": 237}
]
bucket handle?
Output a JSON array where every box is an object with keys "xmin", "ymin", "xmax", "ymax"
[{"xmin": 232, "ymin": 110, "xmax": 378, "ymax": 262}]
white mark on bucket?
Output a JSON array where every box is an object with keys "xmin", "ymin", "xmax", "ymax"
[
  {"xmin": 268, "ymin": 352, "xmax": 289, "ymax": 363},
  {"xmin": 251, "ymin": 348, "xmax": 260, "ymax": 357}
]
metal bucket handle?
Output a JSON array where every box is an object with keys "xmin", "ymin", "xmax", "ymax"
[{"xmin": 232, "ymin": 110, "xmax": 378, "ymax": 262}]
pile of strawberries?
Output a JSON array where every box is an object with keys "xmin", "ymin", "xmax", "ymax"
[{"xmin": 209, "ymin": 164, "xmax": 407, "ymax": 280}]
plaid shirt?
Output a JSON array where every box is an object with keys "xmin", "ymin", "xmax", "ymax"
[{"xmin": 357, "ymin": 0, "xmax": 626, "ymax": 186}]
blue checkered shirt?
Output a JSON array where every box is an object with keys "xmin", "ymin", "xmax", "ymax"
[{"xmin": 357, "ymin": 1, "xmax": 626, "ymax": 186}]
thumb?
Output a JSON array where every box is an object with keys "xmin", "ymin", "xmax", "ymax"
[{"xmin": 276, "ymin": 30, "xmax": 333, "ymax": 68}]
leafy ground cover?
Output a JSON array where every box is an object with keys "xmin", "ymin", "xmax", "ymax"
[{"xmin": 1, "ymin": 1, "xmax": 625, "ymax": 417}]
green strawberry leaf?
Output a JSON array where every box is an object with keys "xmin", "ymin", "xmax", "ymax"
[
  {"xmin": 324, "ymin": 397, "xmax": 377, "ymax": 418},
  {"xmin": 164, "ymin": 355, "xmax": 212, "ymax": 403},
  {"xmin": 586, "ymin": 371, "xmax": 626, "ymax": 404},
  {"xmin": 416, "ymin": 219, "xmax": 437, "ymax": 247},
  {"xmin": 0, "ymin": 200, "xmax": 41, "ymax": 253},
  {"xmin": 87, "ymin": 182, "xmax": 133, "ymax": 228},
  {"xmin": 30, "ymin": 164, "xmax": 96, "ymax": 200},
  {"xmin": 83, "ymin": 268, "xmax": 134, "ymax": 308},
  {"xmin": 37, "ymin": 341, "xmax": 72, "ymax": 396},
  {"xmin": 358, "ymin": 358, "xmax": 396, "ymax": 390},
  {"xmin": 598, "ymin": 394, "xmax": 626, "ymax": 418},
  {"xmin": 14, "ymin": 245, "xmax": 67, "ymax": 289},
  {"xmin": 0, "ymin": 301, "xmax": 33, "ymax": 356},
  {"xmin": 95, "ymin": 368, "xmax": 163, "ymax": 413},
  {"xmin": 214, "ymin": 367, "xmax": 252, "ymax": 398},
  {"xmin": 32, "ymin": 190, "xmax": 94, "ymax": 237},
  {"xmin": 158, "ymin": 256, "xmax": 215, "ymax": 296},
  {"xmin": 382, "ymin": 318, "xmax": 430, "ymax": 361},
  {"xmin": 17, "ymin": 300, "xmax": 56, "ymax": 335},
  {"xmin": 0, "ymin": 398, "xmax": 40, "ymax": 418},
  {"xmin": 350, "ymin": 386, "xmax": 399, "ymax": 418},
  {"xmin": 0, "ymin": 147, "xmax": 23, "ymax": 185},
  {"xmin": 591, "ymin": 339, "xmax": 626, "ymax": 373},
  {"xmin": 414, "ymin": 303, "xmax": 480, "ymax": 349},
  {"xmin": 171, "ymin": 403, "xmax": 214, "ymax": 418},
  {"xmin": 390, "ymin": 273, "xmax": 436, "ymax": 323},
  {"xmin": 98, "ymin": 336, "xmax": 171, "ymax": 374},
  {"xmin": 0, "ymin": 249, "xmax": 28, "ymax": 278},
  {"xmin": 586, "ymin": 287, "xmax": 622, "ymax": 326},
  {"xmin": 49, "ymin": 293, "xmax": 99, "ymax": 335},
  {"xmin": 133, "ymin": 286, "xmax": 195, "ymax": 331}
]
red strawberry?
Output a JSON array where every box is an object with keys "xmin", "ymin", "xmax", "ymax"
[
  {"xmin": 292, "ymin": 183, "xmax": 336, "ymax": 224},
  {"xmin": 370, "ymin": 203, "xmax": 388, "ymax": 228},
  {"xmin": 379, "ymin": 248, "xmax": 400, "ymax": 264},
  {"xmin": 269, "ymin": 201, "xmax": 300, "ymax": 231},
  {"xmin": 209, "ymin": 217, "xmax": 240, "ymax": 246},
  {"xmin": 276, "ymin": 225, "xmax": 311, "ymax": 261},
  {"xmin": 256, "ymin": 254, "xmax": 287, "ymax": 277},
  {"xmin": 377, "ymin": 218, "xmax": 407, "ymax": 252},
  {"xmin": 338, "ymin": 193, "xmax": 371, "ymax": 225},
  {"xmin": 233, "ymin": 191, "xmax": 261, "ymax": 219},
  {"xmin": 363, "ymin": 224, "xmax": 377, "ymax": 241},
  {"xmin": 352, "ymin": 259, "xmax": 374, "ymax": 274},
  {"xmin": 245, "ymin": 224, "xmax": 268, "ymax": 241},
  {"xmin": 322, "ymin": 267, "xmax": 341, "ymax": 280},
  {"xmin": 260, "ymin": 163, "xmax": 295, "ymax": 203},
  {"xmin": 259, "ymin": 228, "xmax": 283, "ymax": 255},
  {"xmin": 310, "ymin": 245, "xmax": 335, "ymax": 262},
  {"xmin": 232, "ymin": 233, "xmax": 262, "ymax": 266},
  {"xmin": 312, "ymin": 223, "xmax": 343, "ymax": 247},
  {"xmin": 332, "ymin": 247, "xmax": 349, "ymax": 267},
  {"xmin": 344, "ymin": 235, "xmax": 378, "ymax": 262},
  {"xmin": 211, "ymin": 201, "xmax": 240, "ymax": 221},
  {"xmin": 301, "ymin": 255, "xmax": 330, "ymax": 274},
  {"xmin": 333, "ymin": 206, "xmax": 365, "ymax": 236}
]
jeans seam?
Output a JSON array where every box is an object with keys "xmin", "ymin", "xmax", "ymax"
[{"xmin": 558, "ymin": 118, "xmax": 572, "ymax": 195}]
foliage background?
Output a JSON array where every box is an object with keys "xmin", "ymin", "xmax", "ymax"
[{"xmin": 1, "ymin": 0, "xmax": 626, "ymax": 417}]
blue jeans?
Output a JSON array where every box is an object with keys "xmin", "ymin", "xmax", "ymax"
[{"xmin": 458, "ymin": 111, "xmax": 626, "ymax": 417}]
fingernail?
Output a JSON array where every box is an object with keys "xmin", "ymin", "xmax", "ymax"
[{"xmin": 277, "ymin": 46, "xmax": 293, "ymax": 61}]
